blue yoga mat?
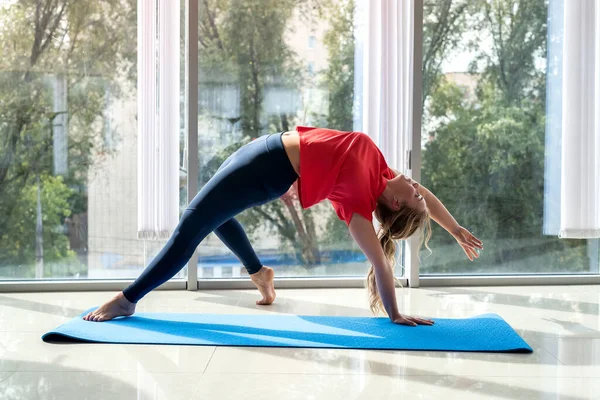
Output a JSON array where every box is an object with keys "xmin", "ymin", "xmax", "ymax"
[{"xmin": 42, "ymin": 308, "xmax": 532, "ymax": 353}]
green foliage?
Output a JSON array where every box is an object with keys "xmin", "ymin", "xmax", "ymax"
[
  {"xmin": 3, "ymin": 0, "xmax": 590, "ymax": 276},
  {"xmin": 322, "ymin": 214, "xmax": 353, "ymax": 249},
  {"xmin": 196, "ymin": 0, "xmax": 362, "ymax": 265},
  {"xmin": 473, "ymin": 0, "xmax": 548, "ymax": 105},
  {"xmin": 316, "ymin": 0, "xmax": 357, "ymax": 252},
  {"xmin": 319, "ymin": 0, "xmax": 355, "ymax": 132},
  {"xmin": 420, "ymin": 0, "xmax": 594, "ymax": 274},
  {"xmin": 196, "ymin": 0, "xmax": 307, "ymax": 261},
  {"xmin": 0, "ymin": 0, "xmax": 136, "ymax": 271},
  {"xmin": 422, "ymin": 0, "xmax": 471, "ymax": 106},
  {"xmin": 0, "ymin": 175, "xmax": 83, "ymax": 276},
  {"xmin": 221, "ymin": 0, "xmax": 300, "ymax": 136},
  {"xmin": 198, "ymin": 0, "xmax": 302, "ymax": 137}
]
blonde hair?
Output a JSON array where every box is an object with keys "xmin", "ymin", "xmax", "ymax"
[{"xmin": 367, "ymin": 202, "xmax": 432, "ymax": 315}]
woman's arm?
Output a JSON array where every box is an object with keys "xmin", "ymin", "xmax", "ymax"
[
  {"xmin": 391, "ymin": 169, "xmax": 483, "ymax": 260},
  {"xmin": 421, "ymin": 185, "xmax": 483, "ymax": 260},
  {"xmin": 418, "ymin": 184, "xmax": 460, "ymax": 234},
  {"xmin": 348, "ymin": 213, "xmax": 434, "ymax": 326},
  {"xmin": 391, "ymin": 169, "xmax": 458, "ymax": 234}
]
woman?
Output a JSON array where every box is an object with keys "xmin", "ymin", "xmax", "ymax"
[{"xmin": 84, "ymin": 126, "xmax": 483, "ymax": 326}]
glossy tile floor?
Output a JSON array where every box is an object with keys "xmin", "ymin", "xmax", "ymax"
[{"xmin": 1, "ymin": 285, "xmax": 600, "ymax": 399}]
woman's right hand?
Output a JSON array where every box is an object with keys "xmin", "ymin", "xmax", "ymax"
[
  {"xmin": 392, "ymin": 314, "xmax": 435, "ymax": 327},
  {"xmin": 451, "ymin": 226, "xmax": 483, "ymax": 261}
]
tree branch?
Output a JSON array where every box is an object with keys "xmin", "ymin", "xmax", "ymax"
[
  {"xmin": 204, "ymin": 0, "xmax": 224, "ymax": 50},
  {"xmin": 254, "ymin": 207, "xmax": 297, "ymax": 243}
]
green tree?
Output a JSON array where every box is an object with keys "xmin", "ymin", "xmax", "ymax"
[
  {"xmin": 319, "ymin": 0, "xmax": 355, "ymax": 132},
  {"xmin": 422, "ymin": 79, "xmax": 587, "ymax": 273},
  {"xmin": 473, "ymin": 0, "xmax": 548, "ymax": 104},
  {"xmin": 0, "ymin": 0, "xmax": 136, "ymax": 275},
  {"xmin": 315, "ymin": 0, "xmax": 357, "ymax": 250},
  {"xmin": 422, "ymin": 0, "xmax": 471, "ymax": 107},
  {"xmin": 420, "ymin": 0, "xmax": 589, "ymax": 273},
  {"xmin": 199, "ymin": 0, "xmax": 354, "ymax": 265},
  {"xmin": 0, "ymin": 175, "xmax": 81, "ymax": 277}
]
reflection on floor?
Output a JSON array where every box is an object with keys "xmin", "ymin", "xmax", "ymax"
[{"xmin": 1, "ymin": 285, "xmax": 599, "ymax": 399}]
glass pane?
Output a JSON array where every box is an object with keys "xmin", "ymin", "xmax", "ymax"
[
  {"xmin": 194, "ymin": 0, "xmax": 378, "ymax": 279},
  {"xmin": 419, "ymin": 0, "xmax": 599, "ymax": 275},
  {"xmin": 0, "ymin": 1, "xmax": 186, "ymax": 280}
]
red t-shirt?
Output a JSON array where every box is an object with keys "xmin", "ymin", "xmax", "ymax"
[{"xmin": 295, "ymin": 126, "xmax": 395, "ymax": 225}]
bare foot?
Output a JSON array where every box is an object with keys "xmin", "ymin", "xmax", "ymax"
[
  {"xmin": 250, "ymin": 266, "xmax": 276, "ymax": 305},
  {"xmin": 83, "ymin": 292, "xmax": 136, "ymax": 322}
]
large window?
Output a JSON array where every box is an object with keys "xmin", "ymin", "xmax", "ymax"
[
  {"xmin": 0, "ymin": 0, "xmax": 186, "ymax": 280},
  {"xmin": 0, "ymin": 0, "xmax": 368, "ymax": 283},
  {"xmin": 419, "ymin": 0, "xmax": 599, "ymax": 275},
  {"xmin": 7, "ymin": 0, "xmax": 595, "ymax": 284},
  {"xmin": 192, "ymin": 0, "xmax": 367, "ymax": 279}
]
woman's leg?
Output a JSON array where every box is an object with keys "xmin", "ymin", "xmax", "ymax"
[
  {"xmin": 211, "ymin": 151, "xmax": 264, "ymax": 276},
  {"xmin": 213, "ymin": 217, "xmax": 277, "ymax": 305},
  {"xmin": 214, "ymin": 218, "xmax": 262, "ymax": 274},
  {"xmin": 84, "ymin": 133, "xmax": 297, "ymax": 321}
]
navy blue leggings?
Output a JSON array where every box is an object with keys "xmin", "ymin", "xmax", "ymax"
[{"xmin": 122, "ymin": 132, "xmax": 298, "ymax": 303}]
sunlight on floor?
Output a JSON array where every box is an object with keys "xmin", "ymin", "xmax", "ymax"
[{"xmin": 1, "ymin": 285, "xmax": 599, "ymax": 399}]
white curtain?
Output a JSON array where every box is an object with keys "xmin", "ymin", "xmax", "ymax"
[
  {"xmin": 560, "ymin": 0, "xmax": 600, "ymax": 239},
  {"xmin": 137, "ymin": 0, "xmax": 180, "ymax": 240},
  {"xmin": 542, "ymin": 0, "xmax": 563, "ymax": 236},
  {"xmin": 362, "ymin": 0, "xmax": 414, "ymax": 174},
  {"xmin": 360, "ymin": 0, "xmax": 417, "ymax": 283}
]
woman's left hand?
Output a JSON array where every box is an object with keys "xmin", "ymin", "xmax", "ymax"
[
  {"xmin": 280, "ymin": 181, "xmax": 298, "ymax": 202},
  {"xmin": 452, "ymin": 226, "xmax": 483, "ymax": 261}
]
